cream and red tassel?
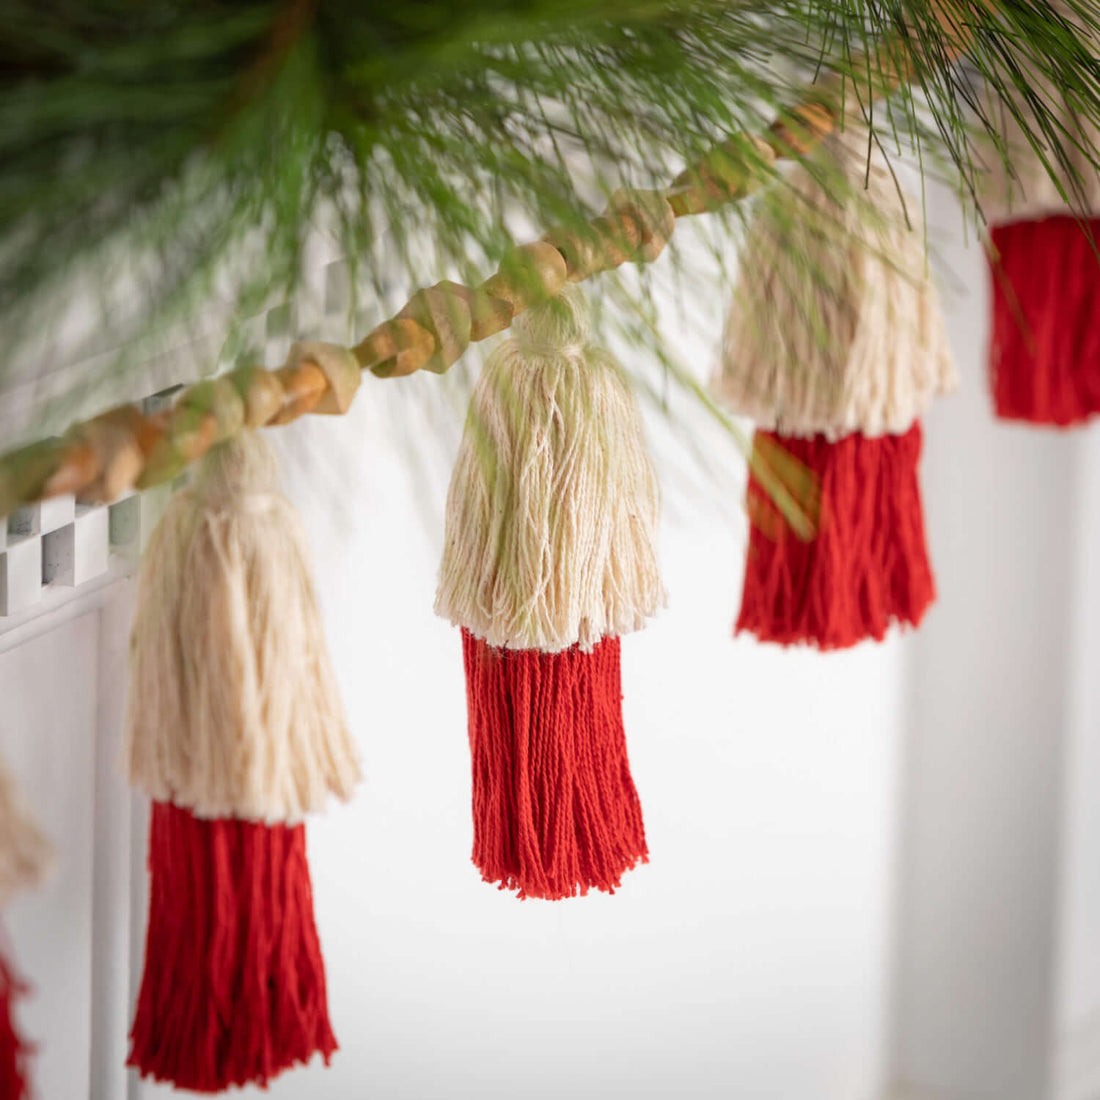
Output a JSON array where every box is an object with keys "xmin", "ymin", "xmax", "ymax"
[
  {"xmin": 714, "ymin": 132, "xmax": 956, "ymax": 649},
  {"xmin": 125, "ymin": 431, "xmax": 359, "ymax": 1091},
  {"xmin": 978, "ymin": 32, "xmax": 1100, "ymax": 426},
  {"xmin": 436, "ymin": 286, "xmax": 664, "ymax": 900},
  {"xmin": 0, "ymin": 757, "xmax": 52, "ymax": 1100}
]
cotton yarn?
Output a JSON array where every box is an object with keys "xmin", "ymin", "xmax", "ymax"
[
  {"xmin": 975, "ymin": 1, "xmax": 1100, "ymax": 223},
  {"xmin": 125, "ymin": 431, "xmax": 360, "ymax": 824},
  {"xmin": 0, "ymin": 759, "xmax": 51, "ymax": 909},
  {"xmin": 714, "ymin": 132, "xmax": 956, "ymax": 440},
  {"xmin": 436, "ymin": 285, "xmax": 665, "ymax": 653}
]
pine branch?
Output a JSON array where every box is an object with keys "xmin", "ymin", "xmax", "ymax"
[{"xmin": 0, "ymin": 2, "xmax": 976, "ymax": 525}]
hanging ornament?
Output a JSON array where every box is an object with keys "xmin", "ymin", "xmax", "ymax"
[
  {"xmin": 979, "ymin": 33, "xmax": 1100, "ymax": 425},
  {"xmin": 0, "ymin": 757, "xmax": 52, "ymax": 1100},
  {"xmin": 436, "ymin": 285, "xmax": 665, "ymax": 900},
  {"xmin": 125, "ymin": 431, "xmax": 360, "ymax": 1092},
  {"xmin": 713, "ymin": 131, "xmax": 956, "ymax": 649}
]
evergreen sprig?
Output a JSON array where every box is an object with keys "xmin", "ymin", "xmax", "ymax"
[{"xmin": 2, "ymin": 2, "xmax": 1100, "ymax": 421}]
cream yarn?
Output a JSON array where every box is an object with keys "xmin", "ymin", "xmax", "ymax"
[
  {"xmin": 125, "ymin": 431, "xmax": 360, "ymax": 823},
  {"xmin": 976, "ymin": 4, "xmax": 1100, "ymax": 222},
  {"xmin": 0, "ymin": 758, "xmax": 52, "ymax": 908},
  {"xmin": 713, "ymin": 132, "xmax": 957, "ymax": 440},
  {"xmin": 435, "ymin": 286, "xmax": 665, "ymax": 653}
]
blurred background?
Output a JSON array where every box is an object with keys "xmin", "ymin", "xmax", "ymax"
[{"xmin": 0, "ymin": 160, "xmax": 1096, "ymax": 1100}]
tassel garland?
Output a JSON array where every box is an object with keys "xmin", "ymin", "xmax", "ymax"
[
  {"xmin": 738, "ymin": 425, "xmax": 934, "ymax": 649},
  {"xmin": 126, "ymin": 432, "xmax": 357, "ymax": 1091},
  {"xmin": 437, "ymin": 286, "xmax": 663, "ymax": 899}
]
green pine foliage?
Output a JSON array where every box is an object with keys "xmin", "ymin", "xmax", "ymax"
[{"xmin": 3, "ymin": 2, "xmax": 1100, "ymax": 413}]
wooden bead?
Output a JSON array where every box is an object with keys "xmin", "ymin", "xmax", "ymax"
[
  {"xmin": 768, "ymin": 104, "xmax": 835, "ymax": 157},
  {"xmin": 542, "ymin": 223, "xmax": 603, "ymax": 283},
  {"xmin": 136, "ymin": 380, "xmax": 236, "ymax": 489},
  {"xmin": 590, "ymin": 213, "xmax": 639, "ymax": 268},
  {"xmin": 480, "ymin": 241, "xmax": 568, "ymax": 313},
  {"xmin": 397, "ymin": 282, "xmax": 473, "ymax": 374},
  {"xmin": 0, "ymin": 439, "xmax": 74, "ymax": 518},
  {"xmin": 460, "ymin": 285, "xmax": 514, "ymax": 343},
  {"xmin": 667, "ymin": 134, "xmax": 776, "ymax": 215},
  {"xmin": 356, "ymin": 317, "xmax": 435, "ymax": 379},
  {"xmin": 75, "ymin": 405, "xmax": 160, "ymax": 503},
  {"xmin": 285, "ymin": 342, "xmax": 362, "ymax": 414},
  {"xmin": 606, "ymin": 189, "xmax": 676, "ymax": 263},
  {"xmin": 267, "ymin": 360, "xmax": 329, "ymax": 425},
  {"xmin": 544, "ymin": 212, "xmax": 645, "ymax": 282},
  {"xmin": 39, "ymin": 439, "xmax": 98, "ymax": 501},
  {"xmin": 179, "ymin": 377, "xmax": 247, "ymax": 441},
  {"xmin": 228, "ymin": 366, "xmax": 285, "ymax": 429}
]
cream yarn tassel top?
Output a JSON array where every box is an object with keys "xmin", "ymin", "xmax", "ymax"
[{"xmin": 125, "ymin": 432, "xmax": 360, "ymax": 823}]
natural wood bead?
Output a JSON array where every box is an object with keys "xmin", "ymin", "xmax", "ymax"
[
  {"xmin": 180, "ymin": 377, "xmax": 247, "ymax": 441},
  {"xmin": 606, "ymin": 189, "xmax": 676, "ymax": 263},
  {"xmin": 451, "ymin": 284, "xmax": 514, "ymax": 343},
  {"xmin": 137, "ymin": 413, "xmax": 218, "ymax": 489},
  {"xmin": 397, "ymin": 282, "xmax": 473, "ymax": 374},
  {"xmin": 590, "ymin": 213, "xmax": 640, "ymax": 268},
  {"xmin": 76, "ymin": 405, "xmax": 161, "ymax": 503},
  {"xmin": 356, "ymin": 317, "xmax": 435, "ymax": 379},
  {"xmin": 542, "ymin": 223, "xmax": 604, "ymax": 283},
  {"xmin": 668, "ymin": 134, "xmax": 777, "ymax": 215},
  {"xmin": 544, "ymin": 212, "xmax": 646, "ymax": 282},
  {"xmin": 39, "ymin": 439, "xmax": 97, "ymax": 501},
  {"xmin": 136, "ymin": 379, "xmax": 238, "ymax": 489},
  {"xmin": 768, "ymin": 103, "xmax": 835, "ymax": 157},
  {"xmin": 480, "ymin": 241, "xmax": 568, "ymax": 313},
  {"xmin": 267, "ymin": 360, "xmax": 329, "ymax": 425},
  {"xmin": 228, "ymin": 366, "xmax": 286, "ymax": 428},
  {"xmin": 284, "ymin": 342, "xmax": 362, "ymax": 414},
  {"xmin": 0, "ymin": 439, "xmax": 74, "ymax": 517}
]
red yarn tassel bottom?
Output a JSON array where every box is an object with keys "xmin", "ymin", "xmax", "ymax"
[
  {"xmin": 989, "ymin": 216, "xmax": 1100, "ymax": 425},
  {"xmin": 737, "ymin": 424, "xmax": 935, "ymax": 649},
  {"xmin": 0, "ymin": 941, "xmax": 32, "ymax": 1100},
  {"xmin": 128, "ymin": 801, "xmax": 336, "ymax": 1093},
  {"xmin": 462, "ymin": 630, "xmax": 647, "ymax": 900}
]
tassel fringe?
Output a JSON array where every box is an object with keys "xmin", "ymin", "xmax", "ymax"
[
  {"xmin": 0, "ymin": 940, "xmax": 32, "ymax": 1100},
  {"xmin": 989, "ymin": 216, "xmax": 1100, "ymax": 426},
  {"xmin": 126, "ymin": 433, "xmax": 360, "ymax": 823},
  {"xmin": 128, "ymin": 801, "xmax": 337, "ymax": 1092},
  {"xmin": 737, "ymin": 424, "xmax": 935, "ymax": 649},
  {"xmin": 462, "ymin": 630, "xmax": 647, "ymax": 900}
]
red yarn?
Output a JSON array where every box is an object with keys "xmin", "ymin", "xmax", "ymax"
[
  {"xmin": 461, "ymin": 631, "xmax": 647, "ymax": 900},
  {"xmin": 128, "ymin": 802, "xmax": 336, "ymax": 1092},
  {"xmin": 0, "ymin": 940, "xmax": 32, "ymax": 1100},
  {"xmin": 989, "ymin": 215, "xmax": 1100, "ymax": 425},
  {"xmin": 737, "ymin": 424, "xmax": 935, "ymax": 650}
]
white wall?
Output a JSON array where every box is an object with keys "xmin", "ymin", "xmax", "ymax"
[
  {"xmin": 1053, "ymin": 407, "xmax": 1100, "ymax": 1100},
  {"xmin": 888, "ymin": 179, "xmax": 1080, "ymax": 1100}
]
